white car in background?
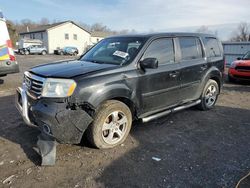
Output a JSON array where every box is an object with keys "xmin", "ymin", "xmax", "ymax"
[{"xmin": 0, "ymin": 10, "xmax": 19, "ymax": 77}]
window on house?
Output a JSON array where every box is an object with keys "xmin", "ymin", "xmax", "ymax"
[
  {"xmin": 73, "ymin": 34, "xmax": 77, "ymax": 40},
  {"xmin": 179, "ymin": 37, "xmax": 203, "ymax": 60},
  {"xmin": 65, "ymin": 33, "xmax": 69, "ymax": 40}
]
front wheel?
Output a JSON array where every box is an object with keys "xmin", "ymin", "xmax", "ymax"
[
  {"xmin": 197, "ymin": 79, "xmax": 219, "ymax": 111},
  {"xmin": 41, "ymin": 51, "xmax": 47, "ymax": 55},
  {"xmin": 87, "ymin": 100, "xmax": 132, "ymax": 149}
]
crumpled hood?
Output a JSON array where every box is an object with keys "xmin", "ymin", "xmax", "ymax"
[{"xmin": 30, "ymin": 60, "xmax": 117, "ymax": 78}]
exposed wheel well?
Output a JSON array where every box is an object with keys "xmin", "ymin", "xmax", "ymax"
[
  {"xmin": 111, "ymin": 97, "xmax": 137, "ymax": 120},
  {"xmin": 209, "ymin": 76, "xmax": 221, "ymax": 92}
]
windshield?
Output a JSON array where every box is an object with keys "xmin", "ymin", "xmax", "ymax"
[
  {"xmin": 81, "ymin": 37, "xmax": 146, "ymax": 65},
  {"xmin": 242, "ymin": 51, "xmax": 250, "ymax": 60}
]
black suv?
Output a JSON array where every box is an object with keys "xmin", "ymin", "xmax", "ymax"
[{"xmin": 16, "ymin": 33, "xmax": 224, "ymax": 149}]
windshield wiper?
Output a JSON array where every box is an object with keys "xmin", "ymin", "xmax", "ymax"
[{"xmin": 84, "ymin": 59, "xmax": 105, "ymax": 64}]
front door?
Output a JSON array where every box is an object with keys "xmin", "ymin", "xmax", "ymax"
[{"xmin": 138, "ymin": 38, "xmax": 181, "ymax": 115}]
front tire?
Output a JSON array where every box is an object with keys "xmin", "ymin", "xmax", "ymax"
[
  {"xmin": 87, "ymin": 100, "xmax": 132, "ymax": 149},
  {"xmin": 197, "ymin": 79, "xmax": 219, "ymax": 111},
  {"xmin": 41, "ymin": 51, "xmax": 47, "ymax": 55}
]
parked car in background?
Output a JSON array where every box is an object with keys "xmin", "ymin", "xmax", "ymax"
[
  {"xmin": 0, "ymin": 10, "xmax": 19, "ymax": 77},
  {"xmin": 20, "ymin": 45, "xmax": 47, "ymax": 55},
  {"xmin": 16, "ymin": 33, "xmax": 224, "ymax": 150},
  {"xmin": 54, "ymin": 46, "xmax": 78, "ymax": 56},
  {"xmin": 18, "ymin": 39, "xmax": 43, "ymax": 50},
  {"xmin": 228, "ymin": 51, "xmax": 250, "ymax": 82}
]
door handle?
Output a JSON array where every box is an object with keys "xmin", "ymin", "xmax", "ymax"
[{"xmin": 169, "ymin": 71, "xmax": 179, "ymax": 78}]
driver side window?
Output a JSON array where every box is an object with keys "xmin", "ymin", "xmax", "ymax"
[{"xmin": 142, "ymin": 38, "xmax": 175, "ymax": 65}]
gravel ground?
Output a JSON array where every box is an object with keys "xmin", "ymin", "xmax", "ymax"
[{"xmin": 0, "ymin": 55, "xmax": 249, "ymax": 188}]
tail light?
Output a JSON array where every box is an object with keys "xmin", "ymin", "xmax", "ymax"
[{"xmin": 6, "ymin": 39, "xmax": 16, "ymax": 61}]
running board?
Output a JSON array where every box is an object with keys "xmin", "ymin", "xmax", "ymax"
[{"xmin": 142, "ymin": 99, "xmax": 201, "ymax": 123}]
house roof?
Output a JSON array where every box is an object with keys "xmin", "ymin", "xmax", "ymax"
[
  {"xmin": 19, "ymin": 21, "xmax": 90, "ymax": 35},
  {"xmin": 91, "ymin": 31, "xmax": 111, "ymax": 38}
]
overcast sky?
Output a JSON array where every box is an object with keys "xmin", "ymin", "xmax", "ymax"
[{"xmin": 1, "ymin": 0, "xmax": 249, "ymax": 31}]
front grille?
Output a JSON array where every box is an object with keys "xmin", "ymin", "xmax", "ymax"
[
  {"xmin": 24, "ymin": 71, "xmax": 46, "ymax": 98},
  {"xmin": 235, "ymin": 66, "xmax": 250, "ymax": 72}
]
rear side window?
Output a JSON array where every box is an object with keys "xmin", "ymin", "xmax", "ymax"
[
  {"xmin": 179, "ymin": 37, "xmax": 203, "ymax": 60},
  {"xmin": 143, "ymin": 38, "xmax": 175, "ymax": 65},
  {"xmin": 204, "ymin": 38, "xmax": 221, "ymax": 57}
]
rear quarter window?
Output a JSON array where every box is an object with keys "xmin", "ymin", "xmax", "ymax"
[
  {"xmin": 179, "ymin": 37, "xmax": 203, "ymax": 60},
  {"xmin": 204, "ymin": 37, "xmax": 222, "ymax": 57}
]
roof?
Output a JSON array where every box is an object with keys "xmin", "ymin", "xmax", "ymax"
[
  {"xmin": 19, "ymin": 21, "xmax": 90, "ymax": 35},
  {"xmin": 91, "ymin": 31, "xmax": 111, "ymax": 38},
  {"xmin": 106, "ymin": 32, "xmax": 217, "ymax": 39}
]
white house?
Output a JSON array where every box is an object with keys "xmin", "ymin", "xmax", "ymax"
[
  {"xmin": 19, "ymin": 21, "xmax": 91, "ymax": 54},
  {"xmin": 90, "ymin": 31, "xmax": 111, "ymax": 44}
]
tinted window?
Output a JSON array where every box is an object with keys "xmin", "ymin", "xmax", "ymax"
[
  {"xmin": 243, "ymin": 51, "xmax": 250, "ymax": 60},
  {"xmin": 179, "ymin": 37, "xmax": 203, "ymax": 60},
  {"xmin": 143, "ymin": 38, "xmax": 174, "ymax": 65},
  {"xmin": 204, "ymin": 38, "xmax": 221, "ymax": 57}
]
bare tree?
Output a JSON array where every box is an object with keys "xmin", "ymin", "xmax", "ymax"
[
  {"xmin": 196, "ymin": 25, "xmax": 218, "ymax": 36},
  {"xmin": 40, "ymin": 18, "xmax": 50, "ymax": 25},
  {"xmin": 196, "ymin": 25, "xmax": 209, "ymax": 33},
  {"xmin": 230, "ymin": 22, "xmax": 250, "ymax": 41}
]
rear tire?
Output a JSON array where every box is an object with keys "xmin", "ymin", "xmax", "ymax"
[
  {"xmin": 25, "ymin": 50, "xmax": 29, "ymax": 55},
  {"xmin": 87, "ymin": 100, "xmax": 132, "ymax": 149},
  {"xmin": 197, "ymin": 79, "xmax": 219, "ymax": 111},
  {"xmin": 41, "ymin": 51, "xmax": 47, "ymax": 55}
]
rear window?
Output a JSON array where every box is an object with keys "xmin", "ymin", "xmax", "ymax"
[
  {"xmin": 204, "ymin": 37, "xmax": 222, "ymax": 57},
  {"xmin": 179, "ymin": 37, "xmax": 203, "ymax": 60}
]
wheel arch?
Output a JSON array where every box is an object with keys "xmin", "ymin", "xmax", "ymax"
[{"xmin": 201, "ymin": 67, "xmax": 223, "ymax": 93}]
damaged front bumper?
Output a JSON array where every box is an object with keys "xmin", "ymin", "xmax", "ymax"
[
  {"xmin": 15, "ymin": 85, "xmax": 93, "ymax": 144},
  {"xmin": 16, "ymin": 85, "xmax": 93, "ymax": 165}
]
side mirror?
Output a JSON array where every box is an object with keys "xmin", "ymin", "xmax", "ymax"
[
  {"xmin": 140, "ymin": 58, "xmax": 158, "ymax": 69},
  {"xmin": 237, "ymin": 57, "xmax": 242, "ymax": 60}
]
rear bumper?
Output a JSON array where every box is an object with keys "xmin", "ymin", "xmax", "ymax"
[
  {"xmin": 15, "ymin": 86, "xmax": 93, "ymax": 144},
  {"xmin": 0, "ymin": 60, "xmax": 19, "ymax": 76}
]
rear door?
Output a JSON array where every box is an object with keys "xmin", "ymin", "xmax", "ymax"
[
  {"xmin": 177, "ymin": 37, "xmax": 207, "ymax": 102},
  {"xmin": 138, "ymin": 38, "xmax": 181, "ymax": 114}
]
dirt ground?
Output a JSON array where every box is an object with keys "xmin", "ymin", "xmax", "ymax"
[{"xmin": 0, "ymin": 55, "xmax": 249, "ymax": 188}]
